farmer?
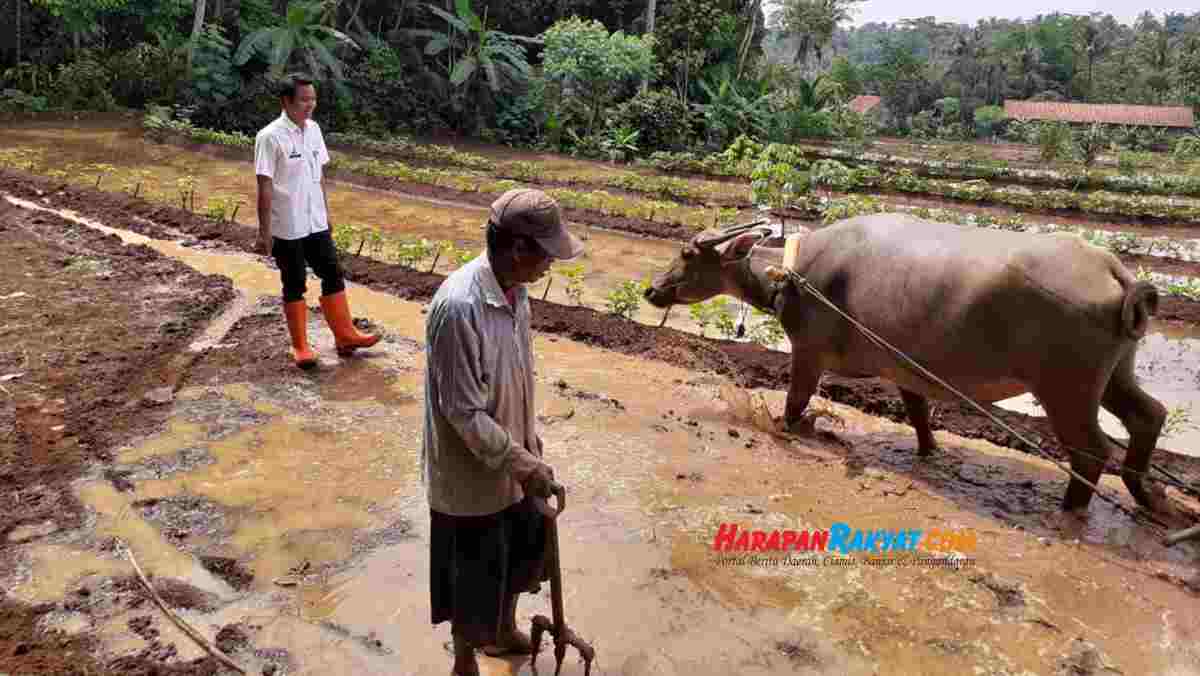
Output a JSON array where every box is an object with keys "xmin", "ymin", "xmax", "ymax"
[
  {"xmin": 422, "ymin": 188, "xmax": 584, "ymax": 675},
  {"xmin": 254, "ymin": 73, "xmax": 378, "ymax": 369}
]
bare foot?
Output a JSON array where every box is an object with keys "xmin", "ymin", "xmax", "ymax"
[{"xmin": 483, "ymin": 628, "xmax": 534, "ymax": 656}]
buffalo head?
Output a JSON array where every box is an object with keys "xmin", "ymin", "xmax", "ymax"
[{"xmin": 644, "ymin": 222, "xmax": 772, "ymax": 308}]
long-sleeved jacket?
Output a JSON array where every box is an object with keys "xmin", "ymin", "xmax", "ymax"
[{"xmin": 421, "ymin": 252, "xmax": 542, "ymax": 516}]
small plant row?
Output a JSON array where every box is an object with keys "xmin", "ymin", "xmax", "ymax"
[
  {"xmin": 138, "ymin": 117, "xmax": 1200, "ymax": 225},
  {"xmin": 327, "ymin": 155, "xmax": 740, "ymax": 231},
  {"xmin": 788, "ymin": 161, "xmax": 1200, "ymax": 224},
  {"xmin": 326, "ymin": 131, "xmax": 495, "ymax": 171},
  {"xmin": 140, "ymin": 117, "xmax": 748, "ymax": 206},
  {"xmin": 142, "ymin": 113, "xmax": 253, "ymax": 147},
  {"xmin": 331, "ymin": 222, "xmax": 787, "ymax": 346},
  {"xmin": 642, "ymin": 139, "xmax": 1200, "ymax": 198}
]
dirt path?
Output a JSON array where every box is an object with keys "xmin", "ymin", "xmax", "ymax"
[{"xmin": 0, "ymin": 195, "xmax": 1198, "ymax": 676}]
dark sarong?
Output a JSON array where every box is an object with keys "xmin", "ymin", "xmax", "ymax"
[{"xmin": 430, "ymin": 495, "xmax": 549, "ymax": 647}]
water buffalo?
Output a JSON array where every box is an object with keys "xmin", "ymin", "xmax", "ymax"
[{"xmin": 644, "ymin": 213, "xmax": 1167, "ymax": 514}]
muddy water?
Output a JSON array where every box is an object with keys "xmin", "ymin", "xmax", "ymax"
[{"xmin": 5, "ymin": 199, "xmax": 1200, "ymax": 676}]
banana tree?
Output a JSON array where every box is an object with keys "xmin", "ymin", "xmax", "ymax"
[
  {"xmin": 234, "ymin": 1, "xmax": 359, "ymax": 81},
  {"xmin": 409, "ymin": 0, "xmax": 540, "ymax": 131}
]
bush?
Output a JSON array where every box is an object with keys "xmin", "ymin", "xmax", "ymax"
[
  {"xmin": 973, "ymin": 105, "xmax": 1006, "ymax": 139},
  {"xmin": 106, "ymin": 42, "xmax": 186, "ymax": 107},
  {"xmin": 0, "ymin": 89, "xmax": 49, "ymax": 113},
  {"xmin": 611, "ymin": 89, "xmax": 693, "ymax": 154},
  {"xmin": 1175, "ymin": 135, "xmax": 1200, "ymax": 162},
  {"xmin": 495, "ymin": 78, "xmax": 548, "ymax": 147},
  {"xmin": 54, "ymin": 56, "xmax": 116, "ymax": 111},
  {"xmin": 1037, "ymin": 122, "xmax": 1073, "ymax": 162},
  {"xmin": 1117, "ymin": 151, "xmax": 1138, "ymax": 175}
]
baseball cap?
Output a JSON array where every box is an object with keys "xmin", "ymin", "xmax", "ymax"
[{"xmin": 489, "ymin": 189, "xmax": 584, "ymax": 260}]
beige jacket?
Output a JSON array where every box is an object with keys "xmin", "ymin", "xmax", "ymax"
[{"xmin": 421, "ymin": 252, "xmax": 542, "ymax": 516}]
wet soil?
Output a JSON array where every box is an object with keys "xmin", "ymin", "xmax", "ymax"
[
  {"xmin": 4, "ymin": 167, "xmax": 1198, "ymax": 482},
  {"xmin": 2, "ymin": 169, "xmax": 1199, "ymax": 675},
  {"xmin": 0, "ymin": 202, "xmax": 236, "ymax": 674}
]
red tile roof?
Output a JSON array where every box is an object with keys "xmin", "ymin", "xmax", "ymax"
[
  {"xmin": 848, "ymin": 95, "xmax": 881, "ymax": 114},
  {"xmin": 1003, "ymin": 100, "xmax": 1195, "ymax": 128}
]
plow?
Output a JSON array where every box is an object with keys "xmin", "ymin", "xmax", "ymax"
[{"xmin": 530, "ymin": 480, "xmax": 597, "ymax": 676}]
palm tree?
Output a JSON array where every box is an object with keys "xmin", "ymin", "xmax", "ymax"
[
  {"xmin": 233, "ymin": 1, "xmax": 359, "ymax": 81},
  {"xmin": 776, "ymin": 0, "xmax": 864, "ymax": 75}
]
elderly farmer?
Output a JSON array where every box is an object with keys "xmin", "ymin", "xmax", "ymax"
[
  {"xmin": 422, "ymin": 188, "xmax": 584, "ymax": 675},
  {"xmin": 254, "ymin": 73, "xmax": 378, "ymax": 369}
]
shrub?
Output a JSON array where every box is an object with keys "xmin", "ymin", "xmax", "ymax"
[
  {"xmin": 1037, "ymin": 122, "xmax": 1073, "ymax": 162},
  {"xmin": 1175, "ymin": 135, "xmax": 1200, "ymax": 162},
  {"xmin": 610, "ymin": 89, "xmax": 693, "ymax": 154},
  {"xmin": 973, "ymin": 105, "xmax": 1006, "ymax": 139},
  {"xmin": 54, "ymin": 56, "xmax": 116, "ymax": 111},
  {"xmin": 0, "ymin": 88, "xmax": 48, "ymax": 113},
  {"xmin": 605, "ymin": 279, "xmax": 647, "ymax": 319}
]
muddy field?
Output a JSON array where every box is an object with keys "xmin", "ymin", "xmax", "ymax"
[
  {"xmin": 2, "ymin": 167, "xmax": 1200, "ymax": 676},
  {"xmin": 5, "ymin": 167, "xmax": 1200, "ymax": 470},
  {"xmin": 0, "ymin": 202, "xmax": 238, "ymax": 674}
]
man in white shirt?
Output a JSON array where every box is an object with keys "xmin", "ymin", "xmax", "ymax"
[{"xmin": 254, "ymin": 74, "xmax": 378, "ymax": 369}]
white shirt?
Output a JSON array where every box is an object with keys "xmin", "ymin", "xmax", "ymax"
[{"xmin": 254, "ymin": 112, "xmax": 331, "ymax": 240}]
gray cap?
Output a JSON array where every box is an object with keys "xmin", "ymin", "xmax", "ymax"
[{"xmin": 489, "ymin": 188, "xmax": 584, "ymax": 260}]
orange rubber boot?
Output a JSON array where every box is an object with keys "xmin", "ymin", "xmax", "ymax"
[
  {"xmin": 319, "ymin": 291, "xmax": 380, "ymax": 357},
  {"xmin": 283, "ymin": 300, "xmax": 318, "ymax": 369}
]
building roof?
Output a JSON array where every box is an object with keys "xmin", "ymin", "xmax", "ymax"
[
  {"xmin": 1003, "ymin": 100, "xmax": 1195, "ymax": 129},
  {"xmin": 848, "ymin": 95, "xmax": 881, "ymax": 115}
]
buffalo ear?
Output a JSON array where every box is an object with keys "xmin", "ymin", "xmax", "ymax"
[{"xmin": 715, "ymin": 231, "xmax": 764, "ymax": 261}]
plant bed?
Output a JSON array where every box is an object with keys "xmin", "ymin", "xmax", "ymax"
[{"xmin": 4, "ymin": 167, "xmax": 1198, "ymax": 488}]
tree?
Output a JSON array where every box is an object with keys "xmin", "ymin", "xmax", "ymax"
[
  {"xmin": 540, "ymin": 16, "xmax": 658, "ymax": 136},
  {"xmin": 30, "ymin": 0, "xmax": 130, "ymax": 52},
  {"xmin": 867, "ymin": 32, "xmax": 936, "ymax": 130},
  {"xmin": 1074, "ymin": 15, "xmax": 1111, "ymax": 101},
  {"xmin": 773, "ymin": 0, "xmax": 863, "ymax": 74},
  {"xmin": 233, "ymin": 0, "xmax": 359, "ymax": 81},
  {"xmin": 189, "ymin": 0, "xmax": 207, "ymax": 73}
]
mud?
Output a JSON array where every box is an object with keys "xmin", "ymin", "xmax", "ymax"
[
  {"xmin": 0, "ymin": 201, "xmax": 238, "ymax": 674},
  {"xmin": 3, "ymin": 167, "xmax": 1199, "ymax": 476},
  {"xmin": 0, "ymin": 184, "xmax": 1198, "ymax": 675}
]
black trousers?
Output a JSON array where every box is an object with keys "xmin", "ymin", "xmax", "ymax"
[
  {"xmin": 271, "ymin": 230, "xmax": 345, "ymax": 303},
  {"xmin": 429, "ymin": 496, "xmax": 549, "ymax": 647}
]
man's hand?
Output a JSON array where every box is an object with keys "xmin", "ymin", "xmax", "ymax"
[
  {"xmin": 256, "ymin": 233, "xmax": 272, "ymax": 255},
  {"xmin": 507, "ymin": 447, "xmax": 555, "ymax": 498}
]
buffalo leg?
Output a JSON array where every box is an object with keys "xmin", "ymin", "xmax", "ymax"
[
  {"xmin": 784, "ymin": 355, "xmax": 822, "ymax": 434},
  {"xmin": 1100, "ymin": 350, "xmax": 1168, "ymax": 510},
  {"xmin": 1040, "ymin": 388, "xmax": 1118, "ymax": 514},
  {"xmin": 899, "ymin": 389, "xmax": 938, "ymax": 456}
]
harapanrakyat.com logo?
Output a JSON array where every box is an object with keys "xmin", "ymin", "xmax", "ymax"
[{"xmin": 709, "ymin": 522, "xmax": 978, "ymax": 568}]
